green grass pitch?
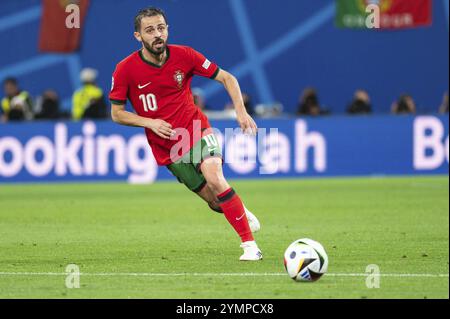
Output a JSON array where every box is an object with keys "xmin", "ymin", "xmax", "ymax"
[{"xmin": 0, "ymin": 176, "xmax": 448, "ymax": 299}]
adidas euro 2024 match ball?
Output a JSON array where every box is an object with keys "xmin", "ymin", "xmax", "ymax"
[{"xmin": 284, "ymin": 238, "xmax": 329, "ymax": 282}]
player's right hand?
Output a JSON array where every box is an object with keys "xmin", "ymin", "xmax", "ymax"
[
  {"xmin": 147, "ymin": 119, "xmax": 175, "ymax": 139},
  {"xmin": 236, "ymin": 111, "xmax": 258, "ymax": 136}
]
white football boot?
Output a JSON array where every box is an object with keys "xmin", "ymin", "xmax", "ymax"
[
  {"xmin": 244, "ymin": 206, "xmax": 261, "ymax": 233},
  {"xmin": 239, "ymin": 241, "xmax": 263, "ymax": 261}
]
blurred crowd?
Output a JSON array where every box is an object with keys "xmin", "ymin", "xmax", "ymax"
[
  {"xmin": 0, "ymin": 69, "xmax": 448, "ymax": 123},
  {"xmin": 0, "ymin": 68, "xmax": 108, "ymax": 123},
  {"xmin": 294, "ymin": 87, "xmax": 448, "ymax": 117},
  {"xmin": 196, "ymin": 86, "xmax": 448, "ymax": 119}
]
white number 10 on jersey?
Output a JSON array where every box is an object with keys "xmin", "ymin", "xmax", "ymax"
[{"xmin": 139, "ymin": 93, "xmax": 158, "ymax": 112}]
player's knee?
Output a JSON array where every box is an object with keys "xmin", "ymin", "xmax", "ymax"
[
  {"xmin": 202, "ymin": 156, "xmax": 222, "ymax": 168},
  {"xmin": 202, "ymin": 158, "xmax": 230, "ymax": 195}
]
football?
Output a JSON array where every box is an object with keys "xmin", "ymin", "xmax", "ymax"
[{"xmin": 284, "ymin": 238, "xmax": 329, "ymax": 282}]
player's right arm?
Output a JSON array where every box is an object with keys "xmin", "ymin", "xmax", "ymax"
[
  {"xmin": 109, "ymin": 64, "xmax": 174, "ymax": 139},
  {"xmin": 111, "ymin": 103, "xmax": 174, "ymax": 139}
]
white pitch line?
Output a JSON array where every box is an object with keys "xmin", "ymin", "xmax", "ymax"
[
  {"xmin": 0, "ymin": 272, "xmax": 448, "ymax": 278},
  {"xmin": 327, "ymin": 273, "xmax": 449, "ymax": 278}
]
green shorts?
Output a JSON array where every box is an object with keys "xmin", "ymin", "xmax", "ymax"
[{"xmin": 166, "ymin": 132, "xmax": 222, "ymax": 193}]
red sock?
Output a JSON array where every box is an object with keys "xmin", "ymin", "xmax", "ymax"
[{"xmin": 217, "ymin": 188, "xmax": 254, "ymax": 243}]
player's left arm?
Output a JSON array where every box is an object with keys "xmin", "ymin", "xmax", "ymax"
[{"xmin": 214, "ymin": 69, "xmax": 257, "ymax": 135}]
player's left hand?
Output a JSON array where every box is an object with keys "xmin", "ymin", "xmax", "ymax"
[{"xmin": 236, "ymin": 111, "xmax": 258, "ymax": 135}]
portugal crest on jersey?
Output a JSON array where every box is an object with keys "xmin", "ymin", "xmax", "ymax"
[{"xmin": 174, "ymin": 70, "xmax": 185, "ymax": 89}]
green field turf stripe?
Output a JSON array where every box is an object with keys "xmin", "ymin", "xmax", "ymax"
[{"xmin": 0, "ymin": 272, "xmax": 448, "ymax": 278}]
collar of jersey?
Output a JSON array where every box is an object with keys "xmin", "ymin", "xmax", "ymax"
[{"xmin": 139, "ymin": 47, "xmax": 170, "ymax": 68}]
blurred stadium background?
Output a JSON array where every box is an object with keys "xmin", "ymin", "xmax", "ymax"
[
  {"xmin": 0, "ymin": 0, "xmax": 449, "ymax": 113},
  {"xmin": 0, "ymin": 0, "xmax": 448, "ymax": 300}
]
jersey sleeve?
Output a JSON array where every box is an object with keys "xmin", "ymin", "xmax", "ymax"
[
  {"xmin": 109, "ymin": 64, "xmax": 128, "ymax": 105},
  {"xmin": 188, "ymin": 47, "xmax": 220, "ymax": 79}
]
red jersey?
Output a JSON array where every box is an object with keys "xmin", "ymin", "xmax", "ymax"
[{"xmin": 109, "ymin": 45, "xmax": 220, "ymax": 166}]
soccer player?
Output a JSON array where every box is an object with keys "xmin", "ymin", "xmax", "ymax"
[{"xmin": 109, "ymin": 7, "xmax": 262, "ymax": 261}]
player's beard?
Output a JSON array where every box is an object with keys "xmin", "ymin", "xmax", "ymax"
[{"xmin": 143, "ymin": 38, "xmax": 167, "ymax": 57}]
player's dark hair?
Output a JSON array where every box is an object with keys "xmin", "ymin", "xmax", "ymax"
[
  {"xmin": 3, "ymin": 77, "xmax": 18, "ymax": 86},
  {"xmin": 134, "ymin": 7, "xmax": 168, "ymax": 32}
]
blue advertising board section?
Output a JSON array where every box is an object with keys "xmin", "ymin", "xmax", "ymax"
[{"xmin": 1, "ymin": 115, "xmax": 448, "ymax": 184}]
